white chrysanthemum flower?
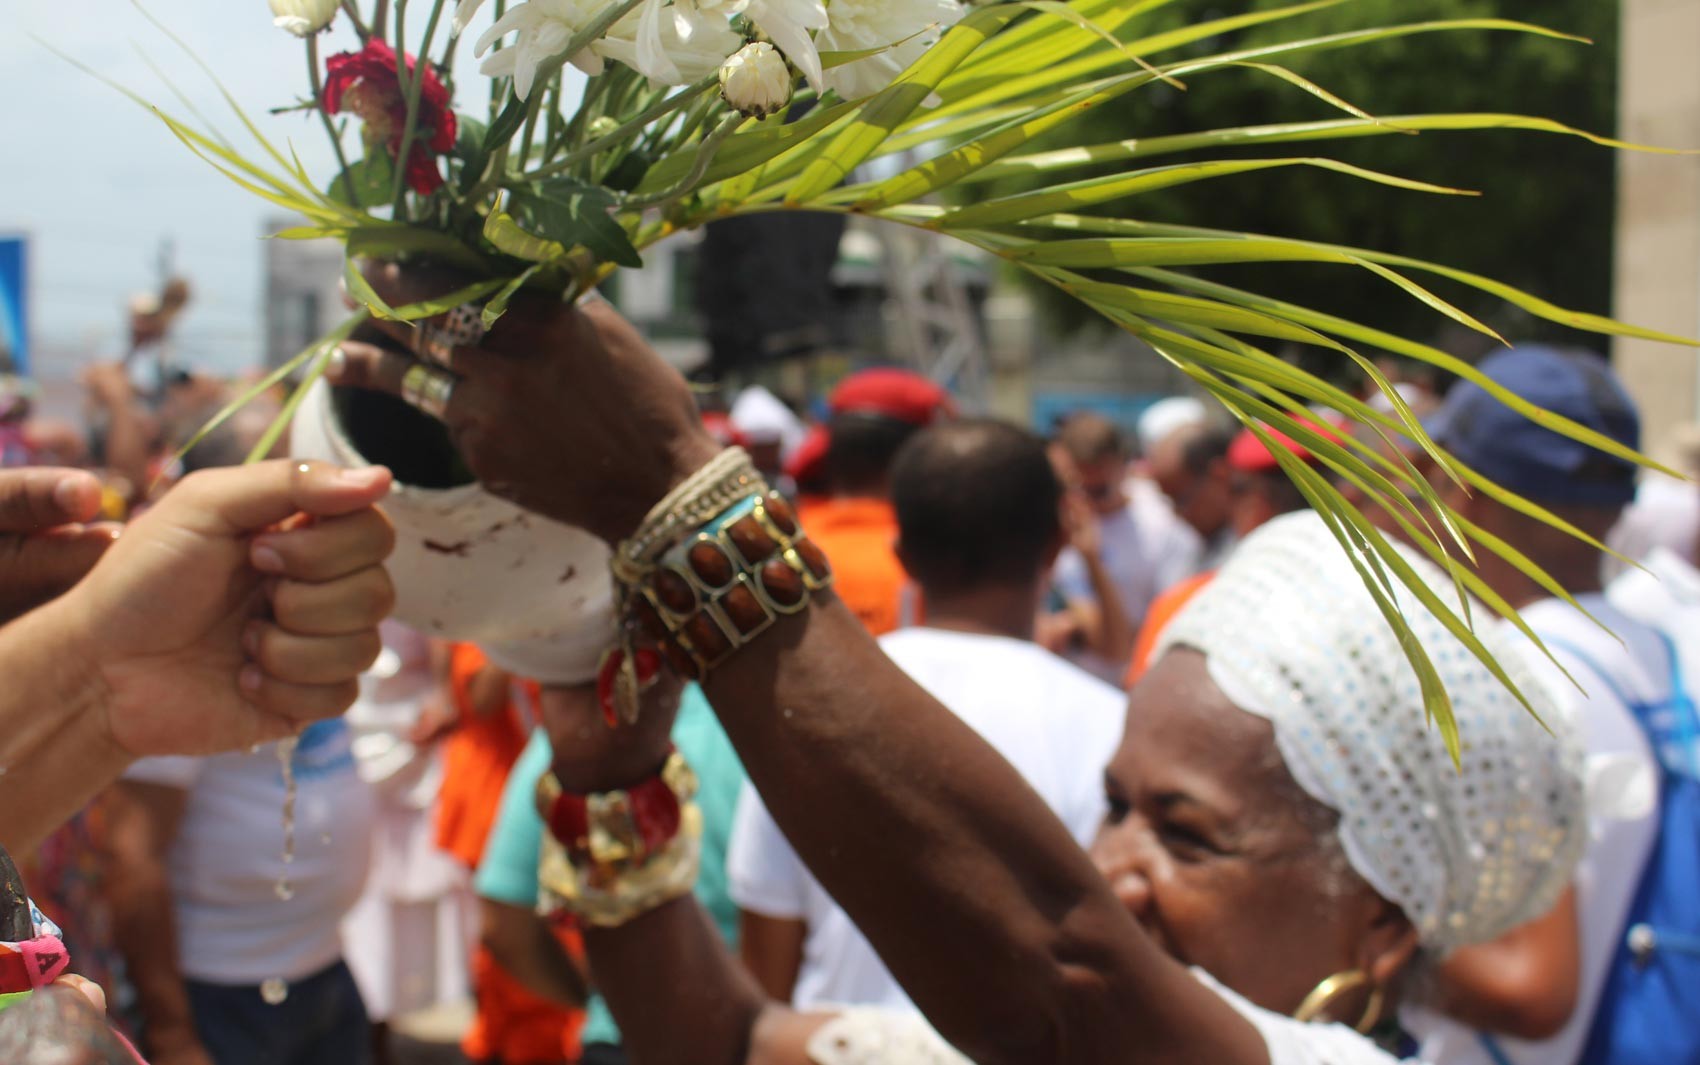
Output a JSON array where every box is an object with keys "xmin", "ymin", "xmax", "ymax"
[
  {"xmin": 719, "ymin": 41, "xmax": 794, "ymax": 117},
  {"xmin": 745, "ymin": 0, "xmax": 829, "ymax": 92},
  {"xmin": 817, "ymin": 0, "xmax": 961, "ymax": 100},
  {"xmin": 475, "ymin": 0, "xmax": 608, "ymax": 101},
  {"xmin": 268, "ymin": 0, "xmax": 339, "ymax": 36},
  {"xmin": 453, "ymin": 0, "xmax": 488, "ymax": 34},
  {"xmin": 605, "ymin": 0, "xmax": 823, "ymax": 91},
  {"xmin": 598, "ymin": 0, "xmax": 743, "ymax": 86}
]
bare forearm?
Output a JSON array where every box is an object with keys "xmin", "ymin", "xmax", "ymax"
[
  {"xmin": 108, "ymin": 853, "xmax": 198, "ymax": 1052},
  {"xmin": 1079, "ymin": 554, "xmax": 1136, "ymax": 663},
  {"xmin": 740, "ymin": 911, "xmax": 805, "ymax": 1002},
  {"xmin": 480, "ymin": 902, "xmax": 590, "ymax": 1007},
  {"xmin": 704, "ymin": 597, "xmax": 1146, "ymax": 1065},
  {"xmin": 584, "ymin": 896, "xmax": 772, "ymax": 1065},
  {"xmin": 100, "ymin": 406, "xmax": 152, "ymax": 499},
  {"xmin": 1434, "ymin": 890, "xmax": 1580, "ymax": 1039},
  {"xmin": 0, "ymin": 601, "xmax": 131, "ymax": 851}
]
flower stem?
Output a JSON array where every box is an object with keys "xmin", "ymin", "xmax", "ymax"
[
  {"xmin": 488, "ymin": 0, "xmax": 507, "ymax": 126},
  {"xmin": 529, "ymin": 76, "xmax": 717, "ymax": 182},
  {"xmin": 391, "ymin": 0, "xmax": 449, "ymax": 217},
  {"xmin": 517, "ymin": 86, "xmax": 544, "ymax": 171},
  {"xmin": 543, "ymin": 76, "xmax": 564, "ymax": 158},
  {"xmin": 622, "ymin": 111, "xmax": 743, "ymax": 212},
  {"xmin": 340, "ymin": 1, "xmax": 371, "ymax": 41},
  {"xmin": 307, "ymin": 36, "xmax": 358, "ymax": 207}
]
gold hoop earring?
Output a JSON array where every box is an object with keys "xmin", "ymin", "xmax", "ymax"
[{"xmin": 1293, "ymin": 970, "xmax": 1384, "ymax": 1033}]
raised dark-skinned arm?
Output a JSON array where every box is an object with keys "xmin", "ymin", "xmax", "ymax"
[{"xmin": 332, "ymin": 265, "xmax": 1268, "ymax": 1065}]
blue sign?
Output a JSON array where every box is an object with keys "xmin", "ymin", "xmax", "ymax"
[
  {"xmin": 0, "ymin": 237, "xmax": 26, "ymax": 377},
  {"xmin": 1032, "ymin": 390, "xmax": 1169, "ymax": 441}
]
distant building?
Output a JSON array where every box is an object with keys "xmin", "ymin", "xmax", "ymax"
[{"xmin": 262, "ymin": 220, "xmax": 343, "ymax": 372}]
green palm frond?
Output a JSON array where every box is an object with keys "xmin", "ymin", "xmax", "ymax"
[{"xmin": 99, "ymin": 0, "xmax": 1696, "ymax": 755}]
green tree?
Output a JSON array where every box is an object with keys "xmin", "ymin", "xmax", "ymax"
[{"xmin": 1004, "ymin": 0, "xmax": 1619, "ymax": 369}]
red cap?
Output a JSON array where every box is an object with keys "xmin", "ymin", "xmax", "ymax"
[
  {"xmin": 828, "ymin": 369, "xmax": 954, "ymax": 426},
  {"xmin": 1227, "ymin": 416, "xmax": 1343, "ymax": 473},
  {"xmin": 701, "ymin": 411, "xmax": 750, "ymax": 450},
  {"xmin": 786, "ymin": 424, "xmax": 831, "ymax": 488}
]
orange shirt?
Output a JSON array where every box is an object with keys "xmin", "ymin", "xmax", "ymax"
[
  {"xmin": 437, "ymin": 644, "xmax": 586, "ymax": 1065},
  {"xmin": 799, "ymin": 496, "xmax": 910, "ymax": 637},
  {"xmin": 435, "ymin": 643, "xmax": 537, "ymax": 870},
  {"xmin": 462, "ymin": 933, "xmax": 587, "ymax": 1065},
  {"xmin": 1125, "ymin": 572, "xmax": 1215, "ymax": 688}
]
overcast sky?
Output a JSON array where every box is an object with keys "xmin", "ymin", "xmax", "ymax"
[{"xmin": 3, "ymin": 2, "xmax": 566, "ymax": 377}]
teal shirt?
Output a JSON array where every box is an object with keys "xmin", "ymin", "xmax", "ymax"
[{"xmin": 474, "ymin": 685, "xmax": 746, "ymax": 1046}]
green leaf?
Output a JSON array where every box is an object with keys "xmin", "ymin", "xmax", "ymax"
[
  {"xmin": 940, "ymin": 157, "xmax": 1475, "ymax": 230},
  {"xmin": 248, "ymin": 349, "xmax": 330, "ymax": 464},
  {"xmin": 961, "ymin": 113, "xmax": 1675, "ymax": 186},
  {"xmin": 484, "ymin": 208, "xmax": 568, "ymax": 263},
  {"xmin": 326, "ymin": 154, "xmax": 397, "ymax": 210},
  {"xmin": 850, "ymin": 71, "xmax": 1149, "ymax": 211},
  {"xmin": 453, "ymin": 115, "xmax": 489, "ymax": 162},
  {"xmin": 522, "ymin": 179, "xmax": 642, "ymax": 269},
  {"xmin": 786, "ymin": 4, "xmax": 1024, "ymax": 204},
  {"xmin": 481, "ymin": 263, "xmax": 547, "ymax": 329},
  {"xmin": 173, "ymin": 310, "xmax": 366, "ymax": 469},
  {"xmin": 344, "ymin": 225, "xmax": 492, "ymax": 272}
]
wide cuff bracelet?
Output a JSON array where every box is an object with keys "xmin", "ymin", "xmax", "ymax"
[{"xmin": 623, "ymin": 489, "xmax": 833, "ymax": 681}]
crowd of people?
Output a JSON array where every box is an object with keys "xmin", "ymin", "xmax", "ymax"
[{"xmin": 0, "ymin": 266, "xmax": 1695, "ymax": 1065}]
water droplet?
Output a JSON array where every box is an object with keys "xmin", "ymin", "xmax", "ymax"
[
  {"xmin": 260, "ymin": 978, "xmax": 289, "ymax": 1005},
  {"xmin": 275, "ymin": 739, "xmax": 298, "ymax": 905}
]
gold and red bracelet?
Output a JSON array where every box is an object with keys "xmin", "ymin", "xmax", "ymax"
[
  {"xmin": 535, "ymin": 750, "xmax": 698, "ymax": 867},
  {"xmin": 534, "ymin": 752, "xmax": 703, "ymax": 926}
]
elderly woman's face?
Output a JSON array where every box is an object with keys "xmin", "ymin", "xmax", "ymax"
[{"xmin": 1088, "ymin": 648, "xmax": 1405, "ymax": 1016}]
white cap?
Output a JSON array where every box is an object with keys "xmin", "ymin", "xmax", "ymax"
[
  {"xmin": 1136, "ymin": 396, "xmax": 1207, "ymax": 455},
  {"xmin": 731, "ymin": 385, "xmax": 805, "ymax": 456}
]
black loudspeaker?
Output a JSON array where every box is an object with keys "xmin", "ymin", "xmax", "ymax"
[{"xmin": 695, "ymin": 210, "xmax": 847, "ymax": 377}]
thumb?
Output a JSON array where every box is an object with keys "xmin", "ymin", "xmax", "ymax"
[
  {"xmin": 0, "ymin": 468, "xmax": 103, "ymax": 533},
  {"xmin": 165, "ymin": 460, "xmax": 393, "ymax": 536}
]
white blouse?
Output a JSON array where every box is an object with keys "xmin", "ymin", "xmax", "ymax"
[{"xmin": 805, "ymin": 971, "xmax": 1404, "ymax": 1065}]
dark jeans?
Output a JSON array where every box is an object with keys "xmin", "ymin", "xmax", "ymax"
[
  {"xmin": 185, "ymin": 959, "xmax": 371, "ymax": 1065},
  {"xmin": 579, "ymin": 1044, "xmax": 628, "ymax": 1065}
]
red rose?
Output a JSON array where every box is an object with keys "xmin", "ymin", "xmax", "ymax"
[{"xmin": 322, "ymin": 39, "xmax": 457, "ymax": 195}]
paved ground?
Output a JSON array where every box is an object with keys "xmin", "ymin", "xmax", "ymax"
[{"xmin": 391, "ymin": 1000, "xmax": 474, "ymax": 1065}]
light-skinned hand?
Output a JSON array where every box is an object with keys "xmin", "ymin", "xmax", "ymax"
[{"xmin": 43, "ymin": 459, "xmax": 397, "ymax": 756}]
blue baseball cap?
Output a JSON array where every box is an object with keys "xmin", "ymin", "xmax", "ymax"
[{"xmin": 1426, "ymin": 345, "xmax": 1640, "ymax": 507}]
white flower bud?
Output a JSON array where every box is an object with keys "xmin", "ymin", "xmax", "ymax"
[
  {"xmin": 269, "ymin": 0, "xmax": 340, "ymax": 36},
  {"xmin": 718, "ymin": 42, "xmax": 794, "ymax": 119}
]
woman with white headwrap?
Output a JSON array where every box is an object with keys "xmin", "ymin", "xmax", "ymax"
[
  {"xmin": 329, "ymin": 273, "xmax": 1591, "ymax": 1065},
  {"xmin": 518, "ymin": 509, "xmax": 1586, "ymax": 1065}
]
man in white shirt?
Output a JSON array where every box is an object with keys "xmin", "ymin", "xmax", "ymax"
[
  {"xmin": 1401, "ymin": 345, "xmax": 1693, "ymax": 1065},
  {"xmin": 1044, "ymin": 411, "xmax": 1202, "ymax": 680},
  {"xmin": 1146, "ymin": 419, "xmax": 1239, "ymax": 571},
  {"xmin": 106, "ymin": 718, "xmax": 377, "ymax": 1065},
  {"xmin": 729, "ymin": 419, "xmax": 1127, "ymax": 1010}
]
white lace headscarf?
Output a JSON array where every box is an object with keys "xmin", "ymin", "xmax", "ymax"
[{"xmin": 1157, "ymin": 512, "xmax": 1587, "ymax": 955}]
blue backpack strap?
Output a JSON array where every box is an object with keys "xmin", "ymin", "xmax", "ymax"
[
  {"xmin": 1535, "ymin": 632, "xmax": 1641, "ymax": 710},
  {"xmin": 1577, "ymin": 624, "xmax": 1700, "ymax": 1062},
  {"xmin": 1649, "ymin": 630, "xmax": 1700, "ymax": 780},
  {"xmin": 1478, "ymin": 1033, "xmax": 1516, "ymax": 1065}
]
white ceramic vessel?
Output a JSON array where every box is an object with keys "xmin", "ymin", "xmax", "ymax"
[{"xmin": 290, "ymin": 377, "xmax": 615, "ymax": 684}]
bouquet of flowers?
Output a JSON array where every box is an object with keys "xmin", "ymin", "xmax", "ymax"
[{"xmin": 76, "ymin": 0, "xmax": 1690, "ymax": 747}]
